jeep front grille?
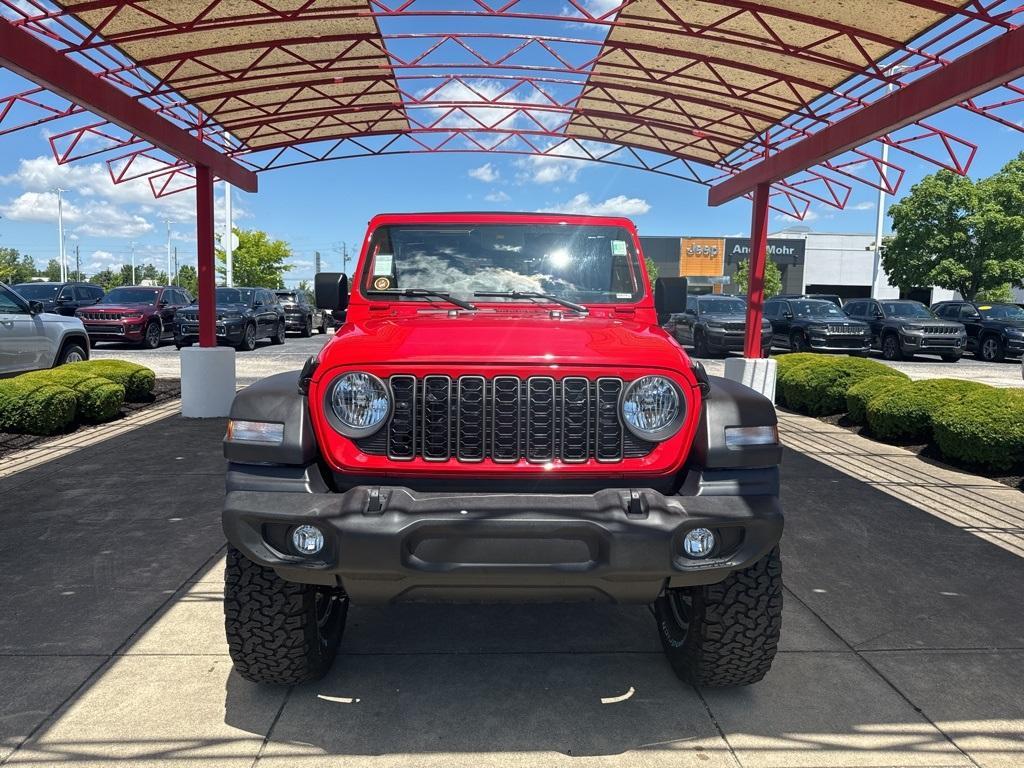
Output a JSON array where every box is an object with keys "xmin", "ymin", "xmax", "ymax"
[
  {"xmin": 80, "ymin": 311, "xmax": 121, "ymax": 321},
  {"xmin": 357, "ymin": 374, "xmax": 653, "ymax": 463}
]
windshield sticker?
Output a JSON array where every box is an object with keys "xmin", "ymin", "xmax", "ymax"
[
  {"xmin": 372, "ymin": 276, "xmax": 392, "ymax": 291},
  {"xmin": 374, "ymin": 253, "xmax": 394, "ymax": 276},
  {"xmin": 611, "ymin": 240, "xmax": 628, "ymax": 256},
  {"xmin": 978, "ymin": 305, "xmax": 992, "ymax": 310},
  {"xmin": 616, "ymin": 293, "xmax": 632, "ymax": 299}
]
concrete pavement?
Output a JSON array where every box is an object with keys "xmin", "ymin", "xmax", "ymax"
[{"xmin": 0, "ymin": 414, "xmax": 1022, "ymax": 767}]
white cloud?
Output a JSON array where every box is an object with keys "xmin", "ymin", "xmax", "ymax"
[
  {"xmin": 485, "ymin": 190, "xmax": 511, "ymax": 203},
  {"xmin": 469, "ymin": 163, "xmax": 500, "ymax": 183},
  {"xmin": 540, "ymin": 193, "xmax": 650, "ymax": 217},
  {"xmin": 515, "ymin": 155, "xmax": 586, "ymax": 185},
  {"xmin": 84, "ymin": 249, "xmax": 119, "ymax": 272},
  {"xmin": 773, "ymin": 208, "xmax": 819, "ymax": 223},
  {"xmin": 849, "ymin": 201, "xmax": 875, "ymax": 211},
  {"xmin": 0, "ymin": 191, "xmax": 81, "ymax": 222}
]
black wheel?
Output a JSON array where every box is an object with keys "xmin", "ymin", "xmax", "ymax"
[
  {"xmin": 224, "ymin": 547, "xmax": 347, "ymax": 685},
  {"xmin": 55, "ymin": 342, "xmax": 88, "ymax": 366},
  {"xmin": 236, "ymin": 323, "xmax": 257, "ymax": 352},
  {"xmin": 940, "ymin": 353, "xmax": 961, "ymax": 363},
  {"xmin": 301, "ymin": 316, "xmax": 313, "ymax": 337},
  {"xmin": 141, "ymin": 321, "xmax": 162, "ymax": 349},
  {"xmin": 693, "ymin": 331, "xmax": 710, "ymax": 358},
  {"xmin": 271, "ymin": 321, "xmax": 286, "ymax": 345},
  {"xmin": 978, "ymin": 334, "xmax": 1005, "ymax": 362},
  {"xmin": 318, "ymin": 315, "xmax": 328, "ymax": 334},
  {"xmin": 790, "ymin": 332, "xmax": 809, "ymax": 353},
  {"xmin": 880, "ymin": 333, "xmax": 903, "ymax": 361},
  {"xmin": 654, "ymin": 547, "xmax": 783, "ymax": 688}
]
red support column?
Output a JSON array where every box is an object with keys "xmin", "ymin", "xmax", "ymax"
[
  {"xmin": 196, "ymin": 164, "xmax": 216, "ymax": 348},
  {"xmin": 744, "ymin": 182, "xmax": 771, "ymax": 359}
]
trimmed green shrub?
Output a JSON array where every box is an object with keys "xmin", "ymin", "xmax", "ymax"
[
  {"xmin": 846, "ymin": 375, "xmax": 911, "ymax": 425},
  {"xmin": 865, "ymin": 378, "xmax": 991, "ymax": 442},
  {"xmin": 69, "ymin": 359, "xmax": 155, "ymax": 402},
  {"xmin": 932, "ymin": 388, "xmax": 1024, "ymax": 470},
  {"xmin": 775, "ymin": 353, "xmax": 829, "ymax": 407},
  {"xmin": 782, "ymin": 356, "xmax": 908, "ymax": 416},
  {"xmin": 0, "ymin": 378, "xmax": 77, "ymax": 435},
  {"xmin": 21, "ymin": 368, "xmax": 125, "ymax": 423}
]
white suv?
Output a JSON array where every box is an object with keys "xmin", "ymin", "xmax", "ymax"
[{"xmin": 0, "ymin": 282, "xmax": 91, "ymax": 375}]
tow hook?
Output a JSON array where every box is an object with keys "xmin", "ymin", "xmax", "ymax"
[
  {"xmin": 364, "ymin": 487, "xmax": 388, "ymax": 515},
  {"xmin": 626, "ymin": 489, "xmax": 650, "ymax": 519}
]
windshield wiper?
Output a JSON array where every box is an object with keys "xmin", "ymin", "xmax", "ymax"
[
  {"xmin": 474, "ymin": 291, "xmax": 588, "ymax": 314},
  {"xmin": 368, "ymin": 288, "xmax": 477, "ymax": 311}
]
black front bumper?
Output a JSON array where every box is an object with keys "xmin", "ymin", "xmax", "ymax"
[
  {"xmin": 706, "ymin": 330, "xmax": 773, "ymax": 352},
  {"xmin": 175, "ymin": 321, "xmax": 245, "ymax": 345},
  {"xmin": 223, "ymin": 464, "xmax": 783, "ymax": 604}
]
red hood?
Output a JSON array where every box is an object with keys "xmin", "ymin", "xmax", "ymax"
[{"xmin": 317, "ymin": 311, "xmax": 691, "ymax": 373}]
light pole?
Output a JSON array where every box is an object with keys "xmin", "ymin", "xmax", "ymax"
[
  {"xmin": 54, "ymin": 187, "xmax": 66, "ymax": 282},
  {"xmin": 870, "ymin": 65, "xmax": 906, "ymax": 298},
  {"xmin": 164, "ymin": 218, "xmax": 173, "ymax": 285},
  {"xmin": 130, "ymin": 241, "xmax": 136, "ymax": 284},
  {"xmin": 224, "ymin": 181, "xmax": 233, "ymax": 287}
]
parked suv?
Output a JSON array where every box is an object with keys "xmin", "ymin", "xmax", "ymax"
[
  {"xmin": 844, "ymin": 299, "xmax": 965, "ymax": 361},
  {"xmin": 175, "ymin": 287, "xmax": 286, "ymax": 351},
  {"xmin": 764, "ymin": 296, "xmax": 871, "ymax": 354},
  {"xmin": 1, "ymin": 282, "xmax": 89, "ymax": 374},
  {"xmin": 222, "ymin": 213, "xmax": 784, "ymax": 689},
  {"xmin": 931, "ymin": 300, "xmax": 1024, "ymax": 362},
  {"xmin": 776, "ymin": 293, "xmax": 844, "ymax": 308},
  {"xmin": 76, "ymin": 286, "xmax": 191, "ymax": 348},
  {"xmin": 666, "ymin": 294, "xmax": 772, "ymax": 357},
  {"xmin": 11, "ymin": 281, "xmax": 104, "ymax": 316},
  {"xmin": 274, "ymin": 289, "xmax": 330, "ymax": 336}
]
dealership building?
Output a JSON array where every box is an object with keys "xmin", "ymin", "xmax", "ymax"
[{"xmin": 640, "ymin": 229, "xmax": 959, "ymax": 305}]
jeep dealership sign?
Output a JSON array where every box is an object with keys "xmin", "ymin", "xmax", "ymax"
[{"xmin": 724, "ymin": 237, "xmax": 805, "ymax": 265}]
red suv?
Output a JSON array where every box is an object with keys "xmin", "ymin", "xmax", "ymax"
[
  {"xmin": 222, "ymin": 213, "xmax": 784, "ymax": 689},
  {"xmin": 77, "ymin": 285, "xmax": 191, "ymax": 348}
]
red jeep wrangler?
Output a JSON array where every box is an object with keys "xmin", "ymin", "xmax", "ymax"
[{"xmin": 222, "ymin": 212, "xmax": 783, "ymax": 688}]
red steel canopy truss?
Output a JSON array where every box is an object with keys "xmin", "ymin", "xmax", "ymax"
[{"xmin": 1, "ymin": 0, "xmax": 1023, "ymax": 356}]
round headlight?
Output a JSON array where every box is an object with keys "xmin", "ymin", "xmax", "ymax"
[
  {"xmin": 621, "ymin": 376, "xmax": 684, "ymax": 441},
  {"xmin": 326, "ymin": 372, "xmax": 390, "ymax": 437}
]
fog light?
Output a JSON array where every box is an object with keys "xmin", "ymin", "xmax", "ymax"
[
  {"xmin": 292, "ymin": 525, "xmax": 324, "ymax": 555},
  {"xmin": 683, "ymin": 528, "xmax": 716, "ymax": 559}
]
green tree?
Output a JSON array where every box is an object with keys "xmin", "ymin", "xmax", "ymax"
[
  {"xmin": 733, "ymin": 258, "xmax": 782, "ymax": 298},
  {"xmin": 645, "ymin": 258, "xmax": 659, "ymax": 283},
  {"xmin": 44, "ymin": 259, "xmax": 62, "ymax": 282},
  {"xmin": 177, "ymin": 265, "xmax": 198, "ymax": 297},
  {"xmin": 91, "ymin": 268, "xmax": 121, "ymax": 291},
  {"xmin": 975, "ymin": 283, "xmax": 1015, "ymax": 303},
  {"xmin": 883, "ymin": 156, "xmax": 1024, "ymax": 300},
  {"xmin": 116, "ymin": 264, "xmax": 136, "ymax": 286},
  {"xmin": 216, "ymin": 228, "xmax": 293, "ymax": 288},
  {"xmin": 0, "ymin": 248, "xmax": 36, "ymax": 284},
  {"xmin": 137, "ymin": 264, "xmax": 168, "ymax": 285}
]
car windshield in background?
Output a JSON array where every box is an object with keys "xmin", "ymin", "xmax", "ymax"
[
  {"xmin": 700, "ymin": 298, "xmax": 746, "ymax": 314},
  {"xmin": 13, "ymin": 283, "xmax": 60, "ymax": 300},
  {"xmin": 101, "ymin": 288, "xmax": 159, "ymax": 305},
  {"xmin": 978, "ymin": 304, "xmax": 1024, "ymax": 320},
  {"xmin": 362, "ymin": 223, "xmax": 644, "ymax": 304},
  {"xmin": 216, "ymin": 288, "xmax": 255, "ymax": 305},
  {"xmin": 791, "ymin": 300, "xmax": 845, "ymax": 318},
  {"xmin": 276, "ymin": 293, "xmax": 298, "ymax": 303},
  {"xmin": 883, "ymin": 302, "xmax": 933, "ymax": 318}
]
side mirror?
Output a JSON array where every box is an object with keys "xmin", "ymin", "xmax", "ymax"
[
  {"xmin": 158, "ymin": 299, "xmax": 168, "ymax": 307},
  {"xmin": 784, "ymin": 311, "xmax": 794, "ymax": 319},
  {"xmin": 315, "ymin": 272, "xmax": 350, "ymax": 311},
  {"xmin": 654, "ymin": 277, "xmax": 688, "ymax": 322},
  {"xmin": 254, "ymin": 299, "xmax": 264, "ymax": 307},
  {"xmin": 28, "ymin": 300, "xmax": 43, "ymax": 316}
]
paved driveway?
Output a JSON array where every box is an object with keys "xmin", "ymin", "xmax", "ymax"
[{"xmin": 0, "ymin": 413, "xmax": 1021, "ymax": 767}]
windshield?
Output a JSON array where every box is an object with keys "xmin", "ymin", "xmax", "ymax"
[
  {"xmin": 791, "ymin": 300, "xmax": 845, "ymax": 318},
  {"xmin": 13, "ymin": 283, "xmax": 60, "ymax": 300},
  {"xmin": 216, "ymin": 288, "xmax": 255, "ymax": 305},
  {"xmin": 275, "ymin": 292, "xmax": 298, "ymax": 303},
  {"xmin": 362, "ymin": 223, "xmax": 644, "ymax": 304},
  {"xmin": 101, "ymin": 288, "xmax": 158, "ymax": 305},
  {"xmin": 699, "ymin": 297, "xmax": 746, "ymax": 315},
  {"xmin": 978, "ymin": 304, "xmax": 1024, "ymax": 320},
  {"xmin": 882, "ymin": 301, "xmax": 933, "ymax": 319}
]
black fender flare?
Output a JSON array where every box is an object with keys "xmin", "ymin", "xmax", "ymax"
[{"xmin": 224, "ymin": 371, "xmax": 316, "ymax": 465}]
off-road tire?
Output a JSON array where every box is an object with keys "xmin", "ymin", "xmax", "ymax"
[
  {"xmin": 654, "ymin": 547, "xmax": 783, "ymax": 688},
  {"xmin": 224, "ymin": 547, "xmax": 348, "ymax": 685}
]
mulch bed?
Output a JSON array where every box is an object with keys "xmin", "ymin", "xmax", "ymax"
[
  {"xmin": 800, "ymin": 409, "xmax": 1024, "ymax": 492},
  {"xmin": 0, "ymin": 378, "xmax": 181, "ymax": 461}
]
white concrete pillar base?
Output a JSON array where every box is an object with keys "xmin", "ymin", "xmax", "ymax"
[
  {"xmin": 180, "ymin": 346, "xmax": 236, "ymax": 418},
  {"xmin": 724, "ymin": 357, "xmax": 778, "ymax": 403}
]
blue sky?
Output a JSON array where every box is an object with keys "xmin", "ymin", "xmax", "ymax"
[{"xmin": 1, "ymin": 47, "xmax": 1022, "ymax": 287}]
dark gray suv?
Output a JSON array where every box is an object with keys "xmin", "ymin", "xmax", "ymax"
[
  {"xmin": 844, "ymin": 299, "xmax": 965, "ymax": 361},
  {"xmin": 764, "ymin": 296, "xmax": 871, "ymax": 354},
  {"xmin": 665, "ymin": 294, "xmax": 772, "ymax": 357}
]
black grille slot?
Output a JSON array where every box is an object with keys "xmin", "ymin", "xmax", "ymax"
[
  {"xmin": 357, "ymin": 374, "xmax": 649, "ymax": 463},
  {"xmin": 492, "ymin": 377, "xmax": 521, "ymax": 462},
  {"xmin": 595, "ymin": 378, "xmax": 623, "ymax": 462},
  {"xmin": 561, "ymin": 377, "xmax": 590, "ymax": 463},
  {"xmin": 387, "ymin": 375, "xmax": 416, "ymax": 460},
  {"xmin": 457, "ymin": 376, "xmax": 486, "ymax": 462},
  {"xmin": 421, "ymin": 376, "xmax": 451, "ymax": 461}
]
